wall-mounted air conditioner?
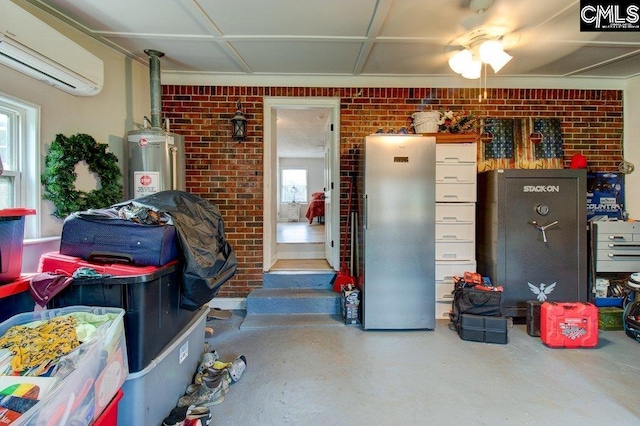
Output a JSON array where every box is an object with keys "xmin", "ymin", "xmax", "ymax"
[{"xmin": 0, "ymin": 1, "xmax": 104, "ymax": 96}]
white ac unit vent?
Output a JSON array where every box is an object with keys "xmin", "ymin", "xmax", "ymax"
[{"xmin": 0, "ymin": 1, "xmax": 104, "ymax": 96}]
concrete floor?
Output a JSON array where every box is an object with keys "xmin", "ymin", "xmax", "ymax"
[{"xmin": 204, "ymin": 312, "xmax": 640, "ymax": 426}]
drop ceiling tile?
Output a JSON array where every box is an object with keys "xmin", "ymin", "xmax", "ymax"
[
  {"xmin": 104, "ymin": 37, "xmax": 244, "ymax": 73},
  {"xmin": 198, "ymin": 0, "xmax": 375, "ymax": 37},
  {"xmin": 230, "ymin": 41, "xmax": 362, "ymax": 74},
  {"xmin": 37, "ymin": 0, "xmax": 213, "ymax": 35},
  {"xmin": 361, "ymin": 42, "xmax": 450, "ymax": 75},
  {"xmin": 572, "ymin": 50, "xmax": 640, "ymax": 78},
  {"xmin": 523, "ymin": 46, "xmax": 640, "ymax": 77}
]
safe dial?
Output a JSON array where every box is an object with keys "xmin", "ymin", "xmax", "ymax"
[{"xmin": 536, "ymin": 204, "xmax": 549, "ymax": 216}]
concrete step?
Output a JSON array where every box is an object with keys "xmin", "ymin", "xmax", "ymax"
[
  {"xmin": 245, "ymin": 288, "xmax": 340, "ymax": 315},
  {"xmin": 262, "ymin": 270, "xmax": 336, "ymax": 289},
  {"xmin": 239, "ymin": 313, "xmax": 344, "ymax": 330}
]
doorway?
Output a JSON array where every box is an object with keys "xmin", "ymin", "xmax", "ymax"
[{"xmin": 263, "ymin": 97, "xmax": 340, "ymax": 272}]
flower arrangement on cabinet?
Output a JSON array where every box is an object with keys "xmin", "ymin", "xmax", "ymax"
[{"xmin": 438, "ymin": 110, "xmax": 477, "ymax": 134}]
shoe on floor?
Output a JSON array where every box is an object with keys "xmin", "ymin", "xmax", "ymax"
[
  {"xmin": 194, "ymin": 350, "xmax": 220, "ymax": 384},
  {"xmin": 186, "ymin": 405, "xmax": 211, "ymax": 426},
  {"xmin": 162, "ymin": 405, "xmax": 189, "ymax": 426},
  {"xmin": 177, "ymin": 369, "xmax": 231, "ymax": 408},
  {"xmin": 228, "ymin": 355, "xmax": 247, "ymax": 383},
  {"xmin": 207, "ymin": 307, "xmax": 232, "ymax": 320}
]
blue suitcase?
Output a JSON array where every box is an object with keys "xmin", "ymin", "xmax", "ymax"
[{"xmin": 60, "ymin": 209, "xmax": 179, "ymax": 266}]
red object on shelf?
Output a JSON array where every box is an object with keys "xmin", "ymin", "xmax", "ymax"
[
  {"xmin": 93, "ymin": 389, "xmax": 123, "ymax": 426},
  {"xmin": 0, "ymin": 208, "xmax": 36, "ymax": 217},
  {"xmin": 0, "ymin": 274, "xmax": 33, "ymax": 298}
]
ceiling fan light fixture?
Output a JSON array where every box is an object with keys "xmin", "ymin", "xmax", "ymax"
[
  {"xmin": 461, "ymin": 58, "xmax": 482, "ymax": 79},
  {"xmin": 478, "ymin": 40, "xmax": 502, "ymax": 62},
  {"xmin": 488, "ymin": 50, "xmax": 512, "ymax": 73},
  {"xmin": 448, "ymin": 33, "xmax": 513, "ymax": 79},
  {"xmin": 448, "ymin": 49, "xmax": 472, "ymax": 74},
  {"xmin": 479, "ymin": 40, "xmax": 512, "ymax": 73}
]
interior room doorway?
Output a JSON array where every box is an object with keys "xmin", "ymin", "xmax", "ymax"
[{"xmin": 263, "ymin": 97, "xmax": 340, "ymax": 272}]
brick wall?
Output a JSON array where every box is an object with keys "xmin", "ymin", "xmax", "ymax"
[{"xmin": 163, "ymin": 86, "xmax": 623, "ymax": 298}]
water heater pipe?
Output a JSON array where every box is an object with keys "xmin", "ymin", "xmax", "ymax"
[{"xmin": 145, "ymin": 49, "xmax": 165, "ymax": 129}]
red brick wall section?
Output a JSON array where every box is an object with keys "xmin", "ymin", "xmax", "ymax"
[{"xmin": 162, "ymin": 86, "xmax": 623, "ymax": 298}]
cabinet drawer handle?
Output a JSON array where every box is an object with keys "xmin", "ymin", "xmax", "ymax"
[
  {"xmin": 608, "ymin": 253, "xmax": 640, "ymax": 258},
  {"xmin": 608, "ymin": 235, "xmax": 625, "ymax": 240},
  {"xmin": 608, "ymin": 243, "xmax": 640, "ymax": 248},
  {"xmin": 440, "ymin": 216, "xmax": 459, "ymax": 222}
]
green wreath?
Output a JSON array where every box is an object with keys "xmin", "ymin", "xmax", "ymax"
[{"xmin": 41, "ymin": 133, "xmax": 123, "ymax": 218}]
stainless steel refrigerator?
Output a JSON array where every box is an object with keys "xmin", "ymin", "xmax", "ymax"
[{"xmin": 362, "ymin": 134, "xmax": 436, "ymax": 329}]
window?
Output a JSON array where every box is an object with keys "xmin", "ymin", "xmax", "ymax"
[
  {"xmin": 0, "ymin": 93, "xmax": 40, "ymax": 238},
  {"xmin": 281, "ymin": 168, "xmax": 308, "ymax": 203},
  {"xmin": 0, "ymin": 108, "xmax": 20, "ymax": 208}
]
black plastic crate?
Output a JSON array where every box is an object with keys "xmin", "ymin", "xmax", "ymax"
[
  {"xmin": 49, "ymin": 261, "xmax": 199, "ymax": 372},
  {"xmin": 459, "ymin": 314, "xmax": 508, "ymax": 344},
  {"xmin": 527, "ymin": 300, "xmax": 542, "ymax": 337}
]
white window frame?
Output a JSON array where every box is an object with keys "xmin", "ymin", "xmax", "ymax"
[
  {"xmin": 0, "ymin": 92, "xmax": 41, "ymax": 239},
  {"xmin": 281, "ymin": 167, "xmax": 308, "ymax": 204}
]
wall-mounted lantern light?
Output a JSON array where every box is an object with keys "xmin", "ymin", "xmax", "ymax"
[{"xmin": 231, "ymin": 101, "xmax": 247, "ymax": 141}]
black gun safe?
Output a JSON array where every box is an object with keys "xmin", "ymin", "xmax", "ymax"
[{"xmin": 477, "ymin": 169, "xmax": 587, "ymax": 318}]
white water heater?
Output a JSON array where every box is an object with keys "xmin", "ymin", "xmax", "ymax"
[
  {"xmin": 127, "ymin": 128, "xmax": 185, "ymax": 198},
  {"xmin": 127, "ymin": 49, "xmax": 185, "ymax": 198}
]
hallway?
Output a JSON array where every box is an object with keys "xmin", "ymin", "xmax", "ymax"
[
  {"xmin": 277, "ymin": 221, "xmax": 325, "ymax": 243},
  {"xmin": 205, "ymin": 312, "xmax": 640, "ymax": 425}
]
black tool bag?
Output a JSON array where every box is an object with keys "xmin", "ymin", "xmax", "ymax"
[
  {"xmin": 624, "ymin": 300, "xmax": 640, "ymax": 343},
  {"xmin": 450, "ymin": 285, "xmax": 502, "ymax": 332}
]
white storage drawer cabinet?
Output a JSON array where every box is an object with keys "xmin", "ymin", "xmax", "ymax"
[{"xmin": 434, "ymin": 137, "xmax": 478, "ymax": 320}]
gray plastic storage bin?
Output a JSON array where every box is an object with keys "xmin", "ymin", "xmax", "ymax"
[{"xmin": 117, "ymin": 306, "xmax": 207, "ymax": 426}]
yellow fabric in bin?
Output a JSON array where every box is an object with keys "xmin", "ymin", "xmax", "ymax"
[{"xmin": 0, "ymin": 316, "xmax": 79, "ymax": 372}]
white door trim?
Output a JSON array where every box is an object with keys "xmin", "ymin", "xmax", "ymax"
[{"xmin": 263, "ymin": 97, "xmax": 341, "ymax": 271}]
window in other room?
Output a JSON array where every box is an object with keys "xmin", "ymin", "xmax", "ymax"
[{"xmin": 281, "ymin": 168, "xmax": 308, "ymax": 203}]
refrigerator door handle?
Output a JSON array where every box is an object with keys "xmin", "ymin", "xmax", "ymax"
[{"xmin": 363, "ymin": 194, "xmax": 368, "ymax": 230}]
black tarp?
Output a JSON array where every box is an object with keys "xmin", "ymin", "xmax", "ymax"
[{"xmin": 119, "ymin": 190, "xmax": 237, "ymax": 310}]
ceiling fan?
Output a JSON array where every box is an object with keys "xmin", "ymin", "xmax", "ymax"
[{"xmin": 447, "ymin": 0, "xmax": 518, "ymax": 79}]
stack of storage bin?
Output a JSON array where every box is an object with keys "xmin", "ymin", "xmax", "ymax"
[
  {"xmin": 39, "ymin": 252, "xmax": 207, "ymax": 425},
  {"xmin": 0, "ymin": 306, "xmax": 127, "ymax": 425}
]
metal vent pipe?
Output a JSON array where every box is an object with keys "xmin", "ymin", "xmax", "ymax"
[{"xmin": 145, "ymin": 49, "xmax": 165, "ymax": 129}]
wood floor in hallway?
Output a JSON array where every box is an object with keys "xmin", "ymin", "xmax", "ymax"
[{"xmin": 270, "ymin": 258, "xmax": 332, "ymax": 270}]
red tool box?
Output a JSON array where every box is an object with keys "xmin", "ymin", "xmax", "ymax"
[{"xmin": 540, "ymin": 302, "xmax": 598, "ymax": 348}]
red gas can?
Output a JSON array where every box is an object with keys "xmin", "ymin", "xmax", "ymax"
[{"xmin": 540, "ymin": 302, "xmax": 598, "ymax": 348}]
